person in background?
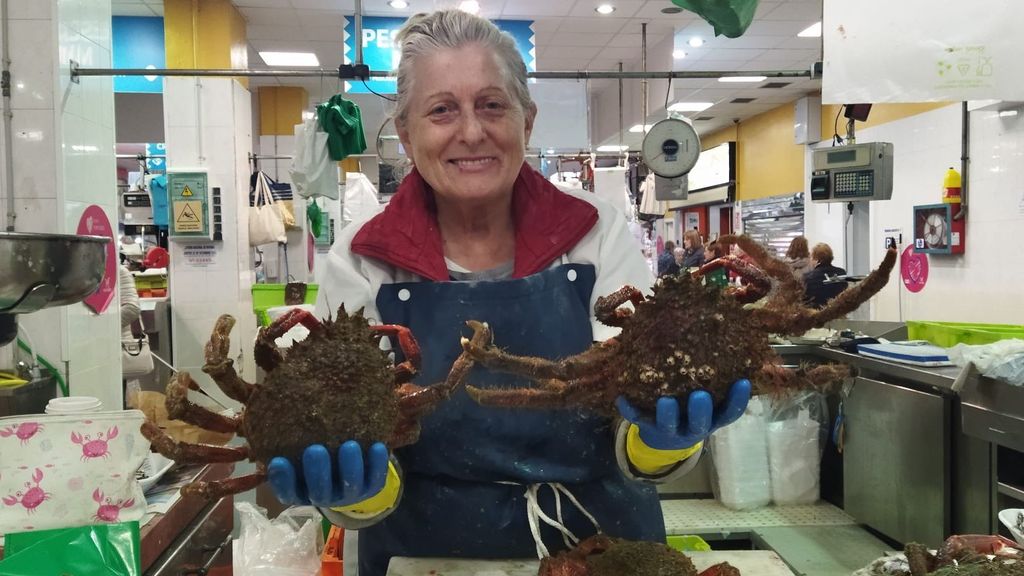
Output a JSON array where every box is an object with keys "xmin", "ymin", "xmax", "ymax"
[
  {"xmin": 657, "ymin": 240, "xmax": 676, "ymax": 277},
  {"xmin": 702, "ymin": 240, "xmax": 729, "ymax": 288},
  {"xmin": 670, "ymin": 247, "xmax": 685, "ymax": 275},
  {"xmin": 119, "ymin": 254, "xmax": 141, "ymax": 408},
  {"xmin": 785, "ymin": 236, "xmax": 813, "ymax": 277},
  {"xmin": 803, "ymin": 242, "xmax": 848, "ymax": 308},
  {"xmin": 264, "ymin": 10, "xmax": 751, "ymax": 576},
  {"xmin": 680, "ymin": 229, "xmax": 705, "ymax": 270}
]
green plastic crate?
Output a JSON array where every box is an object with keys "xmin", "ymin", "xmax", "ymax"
[
  {"xmin": 666, "ymin": 534, "xmax": 712, "ymax": 552},
  {"xmin": 907, "ymin": 321, "xmax": 1024, "ymax": 348},
  {"xmin": 252, "ymin": 283, "xmax": 319, "ymax": 326}
]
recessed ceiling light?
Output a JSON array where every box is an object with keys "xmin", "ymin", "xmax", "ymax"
[
  {"xmin": 999, "ymin": 110, "xmax": 1019, "ymax": 117},
  {"xmin": 797, "ymin": 22, "xmax": 822, "ymax": 38},
  {"xmin": 672, "ymin": 50, "xmax": 687, "ymax": 59},
  {"xmin": 595, "ymin": 4, "xmax": 615, "ymax": 14},
  {"xmin": 546, "ymin": 148, "xmax": 556, "ymax": 154},
  {"xmin": 668, "ymin": 101, "xmax": 713, "ymax": 112},
  {"xmin": 259, "ymin": 51, "xmax": 320, "ymax": 66},
  {"xmin": 597, "ymin": 145, "xmax": 629, "ymax": 152},
  {"xmin": 458, "ymin": 0, "xmax": 480, "ymax": 14},
  {"xmin": 628, "ymin": 124, "xmax": 653, "ymax": 133},
  {"xmin": 688, "ymin": 37, "xmax": 704, "ymax": 48},
  {"xmin": 718, "ymin": 76, "xmax": 767, "ymax": 83},
  {"xmin": 388, "ymin": 0, "xmax": 408, "ymax": 8}
]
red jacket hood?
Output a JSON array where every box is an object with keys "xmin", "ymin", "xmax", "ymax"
[{"xmin": 351, "ymin": 163, "xmax": 599, "ymax": 281}]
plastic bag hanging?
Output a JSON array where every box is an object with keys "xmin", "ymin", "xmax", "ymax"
[
  {"xmin": 317, "ymin": 94, "xmax": 367, "ymax": 161},
  {"xmin": 670, "ymin": 0, "xmax": 759, "ymax": 38}
]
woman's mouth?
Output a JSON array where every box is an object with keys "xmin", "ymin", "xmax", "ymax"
[{"xmin": 450, "ymin": 157, "xmax": 497, "ymax": 171}]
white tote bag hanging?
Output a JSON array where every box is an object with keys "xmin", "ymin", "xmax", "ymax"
[
  {"xmin": 249, "ymin": 171, "xmax": 287, "ymax": 246},
  {"xmin": 290, "ymin": 117, "xmax": 339, "ymax": 200}
]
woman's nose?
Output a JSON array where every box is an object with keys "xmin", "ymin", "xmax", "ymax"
[{"xmin": 458, "ymin": 113, "xmax": 486, "ymax": 144}]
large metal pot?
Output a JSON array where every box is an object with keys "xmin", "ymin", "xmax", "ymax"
[{"xmin": 0, "ymin": 232, "xmax": 109, "ymax": 345}]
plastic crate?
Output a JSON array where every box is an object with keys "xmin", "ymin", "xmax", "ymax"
[
  {"xmin": 907, "ymin": 321, "xmax": 1024, "ymax": 348},
  {"xmin": 666, "ymin": 534, "xmax": 712, "ymax": 553},
  {"xmin": 251, "ymin": 284, "xmax": 319, "ymax": 326},
  {"xmin": 321, "ymin": 525, "xmax": 343, "ymax": 576}
]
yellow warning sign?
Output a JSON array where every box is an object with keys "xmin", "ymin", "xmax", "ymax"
[
  {"xmin": 173, "ymin": 201, "xmax": 203, "ymax": 232},
  {"xmin": 181, "ymin": 185, "xmax": 194, "ymax": 197}
]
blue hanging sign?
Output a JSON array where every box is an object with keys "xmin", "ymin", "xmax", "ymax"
[
  {"xmin": 342, "ymin": 16, "xmax": 535, "ymax": 95},
  {"xmin": 145, "ymin": 143, "xmax": 166, "ymax": 173},
  {"xmin": 112, "ymin": 16, "xmax": 165, "ymax": 94}
]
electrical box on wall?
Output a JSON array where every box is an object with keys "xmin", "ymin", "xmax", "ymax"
[
  {"xmin": 167, "ymin": 170, "xmax": 212, "ymax": 241},
  {"xmin": 810, "ymin": 142, "xmax": 894, "ymax": 203},
  {"xmin": 794, "ymin": 96, "xmax": 822, "ymax": 144}
]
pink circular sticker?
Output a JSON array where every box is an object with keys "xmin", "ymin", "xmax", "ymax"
[
  {"xmin": 76, "ymin": 205, "xmax": 117, "ymax": 313},
  {"xmin": 900, "ymin": 245, "xmax": 929, "ymax": 293}
]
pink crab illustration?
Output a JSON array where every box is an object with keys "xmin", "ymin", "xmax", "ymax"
[
  {"xmin": 0, "ymin": 422, "xmax": 43, "ymax": 445},
  {"xmin": 2, "ymin": 468, "xmax": 51, "ymax": 513},
  {"xmin": 92, "ymin": 488, "xmax": 135, "ymax": 522},
  {"xmin": 71, "ymin": 426, "xmax": 118, "ymax": 460}
]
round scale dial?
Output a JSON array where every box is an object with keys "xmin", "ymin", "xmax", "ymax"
[{"xmin": 641, "ymin": 118, "xmax": 701, "ymax": 178}]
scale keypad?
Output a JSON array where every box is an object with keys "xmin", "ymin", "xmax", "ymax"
[{"xmin": 833, "ymin": 170, "xmax": 874, "ymax": 198}]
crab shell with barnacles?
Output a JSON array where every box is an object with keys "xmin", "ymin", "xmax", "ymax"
[
  {"xmin": 140, "ymin": 306, "xmax": 484, "ymax": 499},
  {"xmin": 538, "ymin": 534, "xmax": 740, "ymax": 576},
  {"xmin": 462, "ymin": 234, "xmax": 898, "ymax": 415}
]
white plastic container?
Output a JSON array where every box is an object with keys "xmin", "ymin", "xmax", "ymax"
[{"xmin": 45, "ymin": 396, "xmax": 103, "ymax": 414}]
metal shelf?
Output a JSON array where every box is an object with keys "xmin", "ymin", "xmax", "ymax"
[{"xmin": 998, "ymin": 482, "xmax": 1024, "ymax": 503}]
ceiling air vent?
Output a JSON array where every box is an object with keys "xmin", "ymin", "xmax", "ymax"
[
  {"xmin": 762, "ymin": 82, "xmax": 791, "ymax": 89},
  {"xmin": 731, "ymin": 97, "xmax": 756, "ymax": 103}
]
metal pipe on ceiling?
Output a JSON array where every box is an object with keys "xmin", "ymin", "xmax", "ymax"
[
  {"xmin": 354, "ymin": 0, "xmax": 364, "ymax": 66},
  {"xmin": 2, "ymin": 0, "xmax": 15, "ymax": 231},
  {"xmin": 618, "ymin": 61, "xmax": 623, "ymax": 150},
  {"xmin": 71, "ymin": 66, "xmax": 815, "ymax": 81},
  {"xmin": 641, "ymin": 23, "xmax": 648, "ymax": 134}
]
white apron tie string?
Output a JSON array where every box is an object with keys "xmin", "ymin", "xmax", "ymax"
[{"xmin": 499, "ymin": 481, "xmax": 602, "ymax": 559}]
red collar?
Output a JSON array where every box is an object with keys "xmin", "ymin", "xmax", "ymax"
[{"xmin": 351, "ymin": 164, "xmax": 599, "ymax": 281}]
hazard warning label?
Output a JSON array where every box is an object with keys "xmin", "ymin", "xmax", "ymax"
[
  {"xmin": 181, "ymin": 185, "xmax": 194, "ymax": 197},
  {"xmin": 173, "ymin": 201, "xmax": 203, "ymax": 232}
]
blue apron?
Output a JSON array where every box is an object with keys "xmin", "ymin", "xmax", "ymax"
[{"xmin": 361, "ymin": 263, "xmax": 664, "ymax": 576}]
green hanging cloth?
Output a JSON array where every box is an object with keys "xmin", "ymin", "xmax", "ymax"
[
  {"xmin": 316, "ymin": 94, "xmax": 368, "ymax": 161},
  {"xmin": 671, "ymin": 0, "xmax": 759, "ymax": 38},
  {"xmin": 307, "ymin": 198, "xmax": 324, "ymax": 238}
]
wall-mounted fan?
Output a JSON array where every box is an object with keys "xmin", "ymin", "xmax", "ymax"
[{"xmin": 913, "ymin": 203, "xmax": 964, "ymax": 255}]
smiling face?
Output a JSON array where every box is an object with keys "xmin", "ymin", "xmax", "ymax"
[{"xmin": 396, "ymin": 43, "xmax": 536, "ymax": 206}]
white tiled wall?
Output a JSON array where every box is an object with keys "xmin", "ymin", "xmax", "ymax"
[
  {"xmin": 805, "ymin": 104, "xmax": 1024, "ymax": 325},
  {"xmin": 165, "ymin": 77, "xmax": 256, "ymax": 410},
  {"xmin": 8, "ymin": 0, "xmax": 121, "ymax": 408}
]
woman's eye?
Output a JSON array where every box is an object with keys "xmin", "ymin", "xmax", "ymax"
[
  {"xmin": 429, "ymin": 105, "xmax": 451, "ymax": 116},
  {"xmin": 483, "ymin": 100, "xmax": 506, "ymax": 110}
]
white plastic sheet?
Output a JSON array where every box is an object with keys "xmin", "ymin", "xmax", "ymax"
[
  {"xmin": 710, "ymin": 397, "xmax": 772, "ymax": 510},
  {"xmin": 233, "ymin": 503, "xmax": 323, "ymax": 576}
]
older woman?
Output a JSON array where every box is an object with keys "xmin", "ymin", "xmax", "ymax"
[{"xmin": 267, "ymin": 10, "xmax": 750, "ymax": 575}]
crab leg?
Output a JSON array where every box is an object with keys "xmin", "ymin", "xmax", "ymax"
[
  {"xmin": 757, "ymin": 362, "xmax": 850, "ymax": 394},
  {"xmin": 371, "ymin": 324, "xmax": 421, "ymax": 384},
  {"xmin": 719, "ymin": 234, "xmax": 805, "ymax": 306},
  {"xmin": 693, "ymin": 256, "xmax": 772, "ymax": 303},
  {"xmin": 165, "ymin": 372, "xmax": 241, "ymax": 434},
  {"xmin": 461, "ymin": 320, "xmax": 619, "ymax": 381},
  {"xmin": 141, "ymin": 421, "xmax": 249, "ymax": 464},
  {"xmin": 466, "ymin": 372, "xmax": 605, "ymax": 411},
  {"xmin": 396, "ymin": 324, "xmax": 487, "ymax": 417},
  {"xmin": 594, "ymin": 286, "xmax": 646, "ymax": 327},
  {"xmin": 253, "ymin": 308, "xmax": 324, "ymax": 371},
  {"xmin": 202, "ymin": 315, "xmax": 258, "ymax": 403},
  {"xmin": 181, "ymin": 464, "xmax": 267, "ymax": 499}
]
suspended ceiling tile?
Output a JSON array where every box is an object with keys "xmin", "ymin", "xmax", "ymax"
[
  {"xmin": 539, "ymin": 45, "xmax": 602, "ymax": 60},
  {"xmin": 632, "ymin": 1, "xmax": 698, "ymax": 21},
  {"xmin": 302, "ymin": 25, "xmax": 347, "ymax": 42},
  {"xmin": 744, "ymin": 20, "xmax": 811, "ymax": 36},
  {"xmin": 718, "ymin": 35, "xmax": 790, "ymax": 50},
  {"xmin": 233, "ymin": 0, "xmax": 285, "ymax": 7},
  {"xmin": 534, "ymin": 30, "xmax": 560, "ymax": 46},
  {"xmin": 289, "ymin": 0, "xmax": 356, "ymax": 10},
  {"xmin": 560, "ymin": 17, "xmax": 629, "ymax": 34},
  {"xmin": 538, "ymin": 56, "xmax": 593, "ymax": 71},
  {"xmin": 754, "ymin": 2, "xmax": 783, "ymax": 18},
  {"xmin": 546, "ymin": 32, "xmax": 616, "ymax": 47},
  {"xmin": 567, "ymin": 0, "xmax": 646, "ymax": 19},
  {"xmin": 773, "ymin": 36, "xmax": 822, "ymax": 51},
  {"xmin": 587, "ymin": 56, "xmax": 641, "ymax": 70},
  {"xmin": 605, "ymin": 33, "xmax": 645, "ymax": 48},
  {"xmin": 296, "ymin": 10, "xmax": 348, "ymax": 27},
  {"xmin": 760, "ymin": 1, "xmax": 821, "ymax": 22},
  {"xmin": 531, "ymin": 18, "xmax": 566, "ymax": 32},
  {"xmin": 247, "ymin": 25, "xmax": 307, "ymax": 41},
  {"xmin": 698, "ymin": 48, "xmax": 762, "ymax": 62},
  {"xmin": 684, "ymin": 59, "xmax": 751, "ymax": 72},
  {"xmin": 500, "ymin": 0, "xmax": 576, "ymax": 18},
  {"xmin": 595, "ymin": 46, "xmax": 648, "ymax": 61},
  {"xmin": 239, "ymin": 7, "xmax": 302, "ymax": 26}
]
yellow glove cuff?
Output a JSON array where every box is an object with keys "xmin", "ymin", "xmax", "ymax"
[
  {"xmin": 330, "ymin": 462, "xmax": 401, "ymax": 519},
  {"xmin": 626, "ymin": 424, "xmax": 703, "ymax": 474}
]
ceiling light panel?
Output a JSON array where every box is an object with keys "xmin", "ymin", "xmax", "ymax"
[{"xmin": 259, "ymin": 51, "xmax": 320, "ymax": 66}]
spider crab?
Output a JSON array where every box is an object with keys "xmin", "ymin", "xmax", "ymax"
[
  {"xmin": 904, "ymin": 534, "xmax": 1023, "ymax": 575},
  {"xmin": 462, "ymin": 235, "xmax": 897, "ymax": 413},
  {"xmin": 141, "ymin": 306, "xmax": 483, "ymax": 499},
  {"xmin": 539, "ymin": 534, "xmax": 739, "ymax": 576}
]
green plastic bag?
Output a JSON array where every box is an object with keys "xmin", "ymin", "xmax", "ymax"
[
  {"xmin": 671, "ymin": 0, "xmax": 759, "ymax": 38},
  {"xmin": 0, "ymin": 521, "xmax": 140, "ymax": 576},
  {"xmin": 307, "ymin": 198, "xmax": 324, "ymax": 238}
]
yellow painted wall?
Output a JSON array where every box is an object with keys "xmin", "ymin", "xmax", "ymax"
[
  {"xmin": 165, "ymin": 0, "xmax": 248, "ymax": 87},
  {"xmin": 692, "ymin": 101, "xmax": 958, "ymax": 201},
  {"xmin": 259, "ymin": 87, "xmax": 309, "ymax": 136}
]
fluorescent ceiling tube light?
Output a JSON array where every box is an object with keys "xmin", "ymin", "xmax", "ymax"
[
  {"xmin": 388, "ymin": 0, "xmax": 408, "ymax": 7},
  {"xmin": 798, "ymin": 22, "xmax": 822, "ymax": 38},
  {"xmin": 999, "ymin": 110, "xmax": 1019, "ymax": 117},
  {"xmin": 672, "ymin": 50, "xmax": 687, "ymax": 59},
  {"xmin": 595, "ymin": 4, "xmax": 616, "ymax": 14},
  {"xmin": 597, "ymin": 145, "xmax": 629, "ymax": 152},
  {"xmin": 259, "ymin": 51, "xmax": 319, "ymax": 66},
  {"xmin": 719, "ymin": 76, "xmax": 767, "ymax": 83},
  {"xmin": 628, "ymin": 124, "xmax": 653, "ymax": 133},
  {"xmin": 459, "ymin": 0, "xmax": 480, "ymax": 14},
  {"xmin": 668, "ymin": 102, "xmax": 713, "ymax": 112}
]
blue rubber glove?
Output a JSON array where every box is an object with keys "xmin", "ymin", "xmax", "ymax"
[
  {"xmin": 267, "ymin": 441, "xmax": 389, "ymax": 508},
  {"xmin": 616, "ymin": 379, "xmax": 752, "ymax": 450}
]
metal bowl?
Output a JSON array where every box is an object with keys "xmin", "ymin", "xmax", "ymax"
[{"xmin": 0, "ymin": 232, "xmax": 110, "ymax": 313}]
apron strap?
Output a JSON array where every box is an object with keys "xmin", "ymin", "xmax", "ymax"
[{"xmin": 499, "ymin": 481, "xmax": 602, "ymax": 559}]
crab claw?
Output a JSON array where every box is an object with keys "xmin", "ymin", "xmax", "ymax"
[{"xmin": 698, "ymin": 562, "xmax": 740, "ymax": 576}]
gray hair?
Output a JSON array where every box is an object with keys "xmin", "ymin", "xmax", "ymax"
[{"xmin": 393, "ymin": 9, "xmax": 533, "ymax": 123}]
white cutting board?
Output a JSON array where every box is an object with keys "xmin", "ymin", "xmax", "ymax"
[{"xmin": 387, "ymin": 550, "xmax": 794, "ymax": 575}]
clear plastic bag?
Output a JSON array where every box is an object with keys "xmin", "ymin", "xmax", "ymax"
[
  {"xmin": 765, "ymin": 391, "xmax": 829, "ymax": 505},
  {"xmin": 233, "ymin": 502, "xmax": 323, "ymax": 576},
  {"xmin": 709, "ymin": 396, "xmax": 772, "ymax": 510},
  {"xmin": 948, "ymin": 339, "xmax": 1024, "ymax": 386}
]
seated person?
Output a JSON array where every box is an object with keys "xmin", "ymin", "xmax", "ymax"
[{"xmin": 803, "ymin": 242, "xmax": 848, "ymax": 308}]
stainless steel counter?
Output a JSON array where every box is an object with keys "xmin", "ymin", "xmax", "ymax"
[{"xmin": 773, "ymin": 344, "xmax": 964, "ymax": 393}]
